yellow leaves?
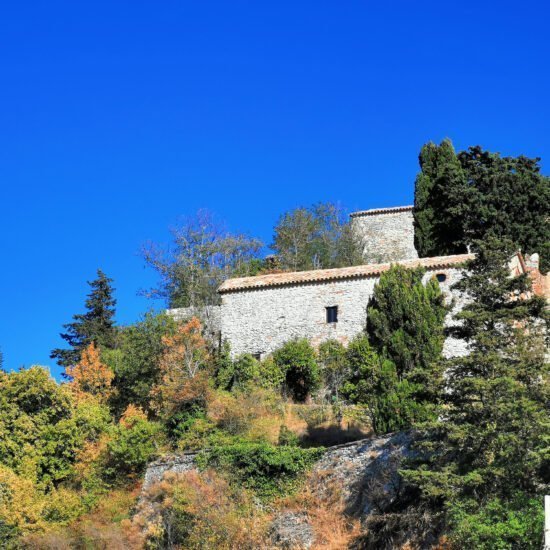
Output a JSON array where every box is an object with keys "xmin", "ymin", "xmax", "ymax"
[
  {"xmin": 65, "ymin": 342, "xmax": 115, "ymax": 404},
  {"xmin": 0, "ymin": 465, "xmax": 46, "ymax": 535}
]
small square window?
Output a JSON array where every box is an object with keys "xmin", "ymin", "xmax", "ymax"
[
  {"xmin": 436, "ymin": 273, "xmax": 447, "ymax": 283},
  {"xmin": 326, "ymin": 306, "xmax": 338, "ymax": 323}
]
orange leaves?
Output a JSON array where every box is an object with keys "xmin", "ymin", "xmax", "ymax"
[
  {"xmin": 150, "ymin": 317, "xmax": 210, "ymax": 417},
  {"xmin": 119, "ymin": 404, "xmax": 148, "ymax": 428},
  {"xmin": 65, "ymin": 342, "xmax": 114, "ymax": 404}
]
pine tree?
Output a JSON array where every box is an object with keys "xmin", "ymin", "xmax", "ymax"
[
  {"xmin": 51, "ymin": 269, "xmax": 117, "ymax": 369},
  {"xmin": 458, "ymin": 146, "xmax": 550, "ymax": 271},
  {"xmin": 402, "ymin": 238, "xmax": 549, "ymax": 546},
  {"xmin": 413, "ymin": 139, "xmax": 469, "ymax": 257}
]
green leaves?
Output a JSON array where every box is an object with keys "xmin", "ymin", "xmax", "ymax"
[
  {"xmin": 414, "ymin": 139, "xmax": 550, "ymax": 271},
  {"xmin": 197, "ymin": 442, "xmax": 324, "ymax": 499},
  {"xmin": 272, "ymin": 339, "xmax": 320, "ymax": 402}
]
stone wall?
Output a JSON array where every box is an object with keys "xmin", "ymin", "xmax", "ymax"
[
  {"xmin": 221, "ymin": 266, "xmax": 467, "ymax": 359},
  {"xmin": 350, "ymin": 206, "xmax": 418, "ymax": 263},
  {"xmin": 166, "ymin": 305, "xmax": 222, "ymax": 343}
]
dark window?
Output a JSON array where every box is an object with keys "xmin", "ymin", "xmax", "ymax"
[
  {"xmin": 436, "ymin": 273, "xmax": 447, "ymax": 283},
  {"xmin": 326, "ymin": 306, "xmax": 338, "ymax": 323}
]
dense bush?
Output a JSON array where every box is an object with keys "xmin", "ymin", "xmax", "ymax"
[
  {"xmin": 104, "ymin": 407, "xmax": 164, "ymax": 479},
  {"xmin": 273, "ymin": 339, "xmax": 320, "ymax": 402},
  {"xmin": 197, "ymin": 442, "xmax": 324, "ymax": 498},
  {"xmin": 448, "ymin": 495, "xmax": 544, "ymax": 550},
  {"xmin": 215, "ymin": 353, "xmax": 260, "ymax": 391}
]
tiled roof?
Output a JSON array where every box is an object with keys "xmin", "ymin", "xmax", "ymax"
[
  {"xmin": 349, "ymin": 205, "xmax": 414, "ymax": 218},
  {"xmin": 218, "ymin": 254, "xmax": 474, "ymax": 293}
]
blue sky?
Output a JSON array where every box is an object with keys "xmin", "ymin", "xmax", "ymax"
[{"xmin": 1, "ymin": 1, "xmax": 549, "ymax": 378}]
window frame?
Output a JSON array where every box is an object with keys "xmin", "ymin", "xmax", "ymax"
[{"xmin": 326, "ymin": 305, "xmax": 338, "ymax": 324}]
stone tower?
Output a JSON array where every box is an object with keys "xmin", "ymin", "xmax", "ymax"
[{"xmin": 350, "ymin": 205, "xmax": 418, "ymax": 263}]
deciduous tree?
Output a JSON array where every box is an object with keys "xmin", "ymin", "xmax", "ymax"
[
  {"xmin": 142, "ymin": 210, "xmax": 263, "ymax": 308},
  {"xmin": 272, "ymin": 202, "xmax": 363, "ymax": 271}
]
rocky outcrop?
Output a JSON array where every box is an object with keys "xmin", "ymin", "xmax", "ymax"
[
  {"xmin": 269, "ymin": 512, "xmax": 315, "ymax": 549},
  {"xmin": 310, "ymin": 431, "xmax": 413, "ymax": 517},
  {"xmin": 141, "ymin": 451, "xmax": 198, "ymax": 493}
]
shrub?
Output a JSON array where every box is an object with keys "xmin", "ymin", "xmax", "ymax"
[
  {"xmin": 448, "ymin": 495, "xmax": 544, "ymax": 550},
  {"xmin": 318, "ymin": 339, "xmax": 349, "ymax": 402},
  {"xmin": 105, "ymin": 408, "xmax": 163, "ymax": 478},
  {"xmin": 257, "ymin": 357, "xmax": 286, "ymax": 391},
  {"xmin": 196, "ymin": 442, "xmax": 325, "ymax": 499},
  {"xmin": 135, "ymin": 470, "xmax": 267, "ymax": 549},
  {"xmin": 273, "ymin": 339, "xmax": 320, "ymax": 402},
  {"xmin": 215, "ymin": 354, "xmax": 260, "ymax": 391},
  {"xmin": 278, "ymin": 425, "xmax": 299, "ymax": 447}
]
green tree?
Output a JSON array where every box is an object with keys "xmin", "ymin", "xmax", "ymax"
[
  {"xmin": 402, "ymin": 238, "xmax": 549, "ymax": 547},
  {"xmin": 142, "ymin": 210, "xmax": 263, "ymax": 308},
  {"xmin": 272, "ymin": 339, "xmax": 320, "ymax": 402},
  {"xmin": 104, "ymin": 312, "xmax": 177, "ymax": 416},
  {"xmin": 367, "ymin": 264, "xmax": 447, "ymax": 383},
  {"xmin": 458, "ymin": 146, "xmax": 550, "ymax": 271},
  {"xmin": 51, "ymin": 270, "xmax": 117, "ymax": 369},
  {"xmin": 413, "ymin": 139, "xmax": 469, "ymax": 257},
  {"xmin": 272, "ymin": 202, "xmax": 363, "ymax": 271},
  {"xmin": 342, "ymin": 335, "xmax": 435, "ymax": 434},
  {"xmin": 414, "ymin": 140, "xmax": 550, "ymax": 271},
  {"xmin": 0, "ymin": 366, "xmax": 111, "ymax": 486}
]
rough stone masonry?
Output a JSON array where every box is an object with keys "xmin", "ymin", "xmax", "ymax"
[{"xmin": 168, "ymin": 205, "xmax": 547, "ymax": 360}]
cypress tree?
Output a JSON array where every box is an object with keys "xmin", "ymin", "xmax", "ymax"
[
  {"xmin": 414, "ymin": 140, "xmax": 550, "ymax": 271},
  {"xmin": 344, "ymin": 266, "xmax": 448, "ymax": 434},
  {"xmin": 413, "ymin": 139, "xmax": 468, "ymax": 257},
  {"xmin": 367, "ymin": 264, "xmax": 448, "ymax": 382},
  {"xmin": 51, "ymin": 269, "xmax": 117, "ymax": 369}
]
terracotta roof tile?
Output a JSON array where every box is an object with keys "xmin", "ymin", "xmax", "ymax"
[
  {"xmin": 218, "ymin": 254, "xmax": 474, "ymax": 293},
  {"xmin": 349, "ymin": 205, "xmax": 414, "ymax": 218}
]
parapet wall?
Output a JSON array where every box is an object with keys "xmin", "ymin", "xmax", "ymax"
[{"xmin": 350, "ymin": 206, "xmax": 418, "ymax": 263}]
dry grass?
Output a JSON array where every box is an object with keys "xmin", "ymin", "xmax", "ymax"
[
  {"xmin": 277, "ymin": 468, "xmax": 362, "ymax": 549},
  {"xmin": 21, "ymin": 486, "xmax": 142, "ymax": 550}
]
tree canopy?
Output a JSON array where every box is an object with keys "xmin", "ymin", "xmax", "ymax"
[
  {"xmin": 414, "ymin": 139, "xmax": 550, "ymax": 271},
  {"xmin": 271, "ymin": 202, "xmax": 363, "ymax": 272}
]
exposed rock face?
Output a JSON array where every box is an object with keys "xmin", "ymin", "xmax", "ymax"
[
  {"xmin": 269, "ymin": 512, "xmax": 315, "ymax": 549},
  {"xmin": 311, "ymin": 432, "xmax": 413, "ymax": 517},
  {"xmin": 141, "ymin": 452, "xmax": 198, "ymax": 493},
  {"xmin": 139, "ymin": 434, "xmax": 415, "ymax": 548}
]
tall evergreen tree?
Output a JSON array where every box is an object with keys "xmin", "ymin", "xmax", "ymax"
[
  {"xmin": 458, "ymin": 146, "xmax": 550, "ymax": 271},
  {"xmin": 413, "ymin": 139, "xmax": 469, "ymax": 257},
  {"xmin": 414, "ymin": 140, "xmax": 550, "ymax": 271},
  {"xmin": 367, "ymin": 265, "xmax": 448, "ymax": 382},
  {"xmin": 401, "ymin": 238, "xmax": 549, "ymax": 547},
  {"xmin": 51, "ymin": 269, "xmax": 117, "ymax": 369}
]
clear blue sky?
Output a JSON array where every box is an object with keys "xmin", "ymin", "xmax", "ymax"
[{"xmin": 1, "ymin": 1, "xmax": 549, "ymax": 379}]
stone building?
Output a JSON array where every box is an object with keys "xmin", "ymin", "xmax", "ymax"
[
  {"xmin": 350, "ymin": 205, "xmax": 418, "ymax": 263},
  {"xmin": 218, "ymin": 253, "xmax": 472, "ymax": 359},
  {"xmin": 168, "ymin": 205, "xmax": 548, "ymax": 360}
]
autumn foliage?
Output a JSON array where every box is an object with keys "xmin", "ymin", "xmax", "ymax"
[
  {"xmin": 150, "ymin": 317, "xmax": 210, "ymax": 417},
  {"xmin": 65, "ymin": 342, "xmax": 114, "ymax": 403}
]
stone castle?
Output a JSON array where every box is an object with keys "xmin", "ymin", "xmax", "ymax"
[{"xmin": 169, "ymin": 206, "xmax": 547, "ymax": 359}]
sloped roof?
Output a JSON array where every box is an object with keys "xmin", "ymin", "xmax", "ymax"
[
  {"xmin": 218, "ymin": 254, "xmax": 474, "ymax": 294},
  {"xmin": 349, "ymin": 205, "xmax": 414, "ymax": 218}
]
